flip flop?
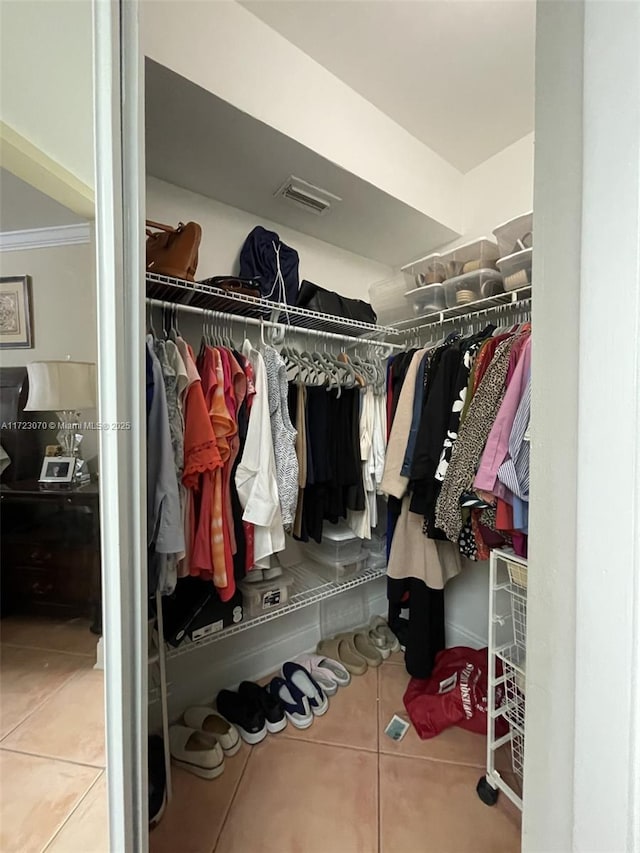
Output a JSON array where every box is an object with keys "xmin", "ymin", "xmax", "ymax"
[{"xmin": 316, "ymin": 636, "xmax": 367, "ymax": 676}]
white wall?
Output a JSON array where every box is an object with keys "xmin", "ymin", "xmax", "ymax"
[
  {"xmin": 147, "ymin": 176, "xmax": 393, "ymax": 299},
  {"xmin": 141, "ymin": 0, "xmax": 463, "ymax": 233},
  {"xmin": 523, "ymin": 2, "xmax": 584, "ymax": 850},
  {"xmin": 0, "ymin": 0, "xmax": 94, "ymax": 189},
  {"xmin": 463, "ymin": 132, "xmax": 534, "ymax": 239},
  {"xmin": 0, "ymin": 240, "xmax": 99, "ymax": 461}
]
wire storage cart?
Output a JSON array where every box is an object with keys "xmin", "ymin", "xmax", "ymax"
[{"xmin": 477, "ymin": 549, "xmax": 527, "ymax": 811}]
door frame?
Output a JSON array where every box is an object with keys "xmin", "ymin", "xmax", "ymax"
[{"xmin": 93, "ymin": 1, "xmax": 147, "ymax": 849}]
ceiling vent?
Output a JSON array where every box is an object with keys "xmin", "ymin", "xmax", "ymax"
[{"xmin": 274, "ymin": 176, "xmax": 342, "ymax": 216}]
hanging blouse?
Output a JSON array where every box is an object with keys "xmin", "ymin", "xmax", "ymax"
[
  {"xmin": 435, "ymin": 337, "xmax": 517, "ymax": 542},
  {"xmin": 263, "ymin": 345, "xmax": 298, "ymax": 528},
  {"xmin": 235, "ymin": 340, "xmax": 285, "ymax": 564}
]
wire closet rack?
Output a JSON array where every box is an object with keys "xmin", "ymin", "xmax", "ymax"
[{"xmin": 146, "ymin": 272, "xmax": 401, "ymax": 341}]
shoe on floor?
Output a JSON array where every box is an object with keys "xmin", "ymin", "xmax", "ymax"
[
  {"xmin": 281, "ymin": 662, "xmax": 329, "ymax": 716},
  {"xmin": 238, "ymin": 681, "xmax": 287, "ymax": 733},
  {"xmin": 216, "ymin": 689, "xmax": 267, "ymax": 745},
  {"xmin": 294, "ymin": 653, "xmax": 351, "ymax": 694},
  {"xmin": 182, "ymin": 708, "xmax": 242, "ymax": 755},
  {"xmin": 316, "ymin": 636, "xmax": 367, "ymax": 676},
  {"xmin": 370, "ymin": 615, "xmax": 401, "ymax": 654},
  {"xmin": 169, "ymin": 725, "xmax": 225, "ymax": 780},
  {"xmin": 148, "ymin": 735, "xmax": 167, "ymax": 827},
  {"xmin": 268, "ymin": 676, "xmax": 314, "ymax": 729},
  {"xmin": 338, "ymin": 630, "xmax": 384, "ymax": 667}
]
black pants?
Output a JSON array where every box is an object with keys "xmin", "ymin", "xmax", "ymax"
[{"xmin": 387, "ymin": 576, "xmax": 445, "ymax": 679}]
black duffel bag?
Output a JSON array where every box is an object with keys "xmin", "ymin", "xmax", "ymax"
[{"xmin": 296, "ymin": 280, "xmax": 377, "ymax": 324}]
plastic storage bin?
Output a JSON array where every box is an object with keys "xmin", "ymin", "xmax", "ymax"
[
  {"xmin": 493, "ymin": 212, "xmax": 533, "ymax": 258},
  {"xmin": 404, "ymin": 283, "xmax": 446, "ymax": 315},
  {"xmin": 496, "ymin": 248, "xmax": 532, "ymax": 291},
  {"xmin": 306, "ymin": 547, "xmax": 368, "ymax": 582},
  {"xmin": 306, "ymin": 523, "xmax": 363, "ymax": 564},
  {"xmin": 439, "ymin": 238, "xmax": 500, "ymax": 274},
  {"xmin": 443, "ymin": 269, "xmax": 504, "ymax": 308},
  {"xmin": 369, "ymin": 273, "xmax": 414, "ymax": 325},
  {"xmin": 239, "ymin": 572, "xmax": 294, "ymax": 618},
  {"xmin": 406, "ymin": 252, "xmax": 447, "ymax": 286}
]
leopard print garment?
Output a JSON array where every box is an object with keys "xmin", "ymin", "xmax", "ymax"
[{"xmin": 435, "ymin": 337, "xmax": 517, "ymax": 542}]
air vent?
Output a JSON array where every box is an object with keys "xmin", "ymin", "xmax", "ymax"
[{"xmin": 274, "ymin": 176, "xmax": 342, "ymax": 216}]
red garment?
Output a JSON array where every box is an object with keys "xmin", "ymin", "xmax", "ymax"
[
  {"xmin": 181, "ymin": 343, "xmax": 222, "ymax": 578},
  {"xmin": 403, "ymin": 647, "xmax": 509, "ymax": 740}
]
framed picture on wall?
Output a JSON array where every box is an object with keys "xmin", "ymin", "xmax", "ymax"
[{"xmin": 0, "ymin": 275, "xmax": 33, "ymax": 349}]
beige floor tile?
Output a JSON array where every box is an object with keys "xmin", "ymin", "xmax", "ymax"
[
  {"xmin": 0, "ymin": 646, "xmax": 87, "ymax": 740},
  {"xmin": 385, "ymin": 650, "xmax": 406, "ymax": 666},
  {"xmin": 1, "ymin": 617, "xmax": 97, "ymax": 657},
  {"xmin": 0, "ymin": 750, "xmax": 100, "ymax": 853},
  {"xmin": 45, "ymin": 773, "xmax": 108, "ymax": 853},
  {"xmin": 380, "ymin": 753, "xmax": 521, "ymax": 853},
  {"xmin": 281, "ymin": 667, "xmax": 379, "ymax": 752},
  {"xmin": 378, "ymin": 662, "xmax": 487, "ymax": 767},
  {"xmin": 216, "ymin": 738, "xmax": 378, "ymax": 853},
  {"xmin": 150, "ymin": 743, "xmax": 251, "ymax": 853},
  {"xmin": 3, "ymin": 668, "xmax": 105, "ymax": 766}
]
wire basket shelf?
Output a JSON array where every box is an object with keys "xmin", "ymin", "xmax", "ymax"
[
  {"xmin": 164, "ymin": 561, "xmax": 386, "ymax": 660},
  {"xmin": 146, "ymin": 273, "xmax": 399, "ymax": 340}
]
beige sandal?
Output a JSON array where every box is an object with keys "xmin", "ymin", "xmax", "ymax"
[
  {"xmin": 338, "ymin": 630, "xmax": 384, "ymax": 668},
  {"xmin": 317, "ymin": 636, "xmax": 367, "ymax": 676}
]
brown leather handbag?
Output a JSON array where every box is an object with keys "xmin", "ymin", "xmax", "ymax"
[{"xmin": 145, "ymin": 220, "xmax": 202, "ymax": 281}]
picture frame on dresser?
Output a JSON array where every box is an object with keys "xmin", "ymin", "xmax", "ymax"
[{"xmin": 0, "ymin": 275, "xmax": 33, "ymax": 349}]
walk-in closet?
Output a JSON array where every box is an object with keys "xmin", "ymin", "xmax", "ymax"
[{"xmin": 141, "ymin": 1, "xmax": 534, "ymax": 843}]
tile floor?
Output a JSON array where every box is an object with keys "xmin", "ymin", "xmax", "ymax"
[
  {"xmin": 151, "ymin": 653, "xmax": 522, "ymax": 853},
  {"xmin": 0, "ymin": 616, "xmax": 108, "ymax": 853}
]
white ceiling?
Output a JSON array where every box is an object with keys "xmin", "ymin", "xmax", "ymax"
[
  {"xmin": 0, "ymin": 169, "xmax": 86, "ymax": 232},
  {"xmin": 145, "ymin": 60, "xmax": 458, "ymax": 265},
  {"xmin": 240, "ymin": 0, "xmax": 536, "ymax": 173}
]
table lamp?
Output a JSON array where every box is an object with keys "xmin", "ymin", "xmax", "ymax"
[{"xmin": 24, "ymin": 360, "xmax": 97, "ymax": 485}]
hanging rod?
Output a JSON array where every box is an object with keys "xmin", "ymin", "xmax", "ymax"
[{"xmin": 145, "ymin": 296, "xmax": 405, "ymax": 352}]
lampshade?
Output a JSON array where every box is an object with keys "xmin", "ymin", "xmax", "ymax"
[{"xmin": 24, "ymin": 361, "xmax": 97, "ymax": 411}]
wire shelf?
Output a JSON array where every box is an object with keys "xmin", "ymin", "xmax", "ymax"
[
  {"xmin": 164, "ymin": 561, "xmax": 386, "ymax": 660},
  {"xmin": 146, "ymin": 273, "xmax": 399, "ymax": 340},
  {"xmin": 391, "ymin": 286, "xmax": 532, "ymax": 334}
]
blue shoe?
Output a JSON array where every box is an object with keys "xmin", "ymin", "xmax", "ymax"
[
  {"xmin": 281, "ymin": 662, "xmax": 329, "ymax": 717},
  {"xmin": 268, "ymin": 676, "xmax": 314, "ymax": 729}
]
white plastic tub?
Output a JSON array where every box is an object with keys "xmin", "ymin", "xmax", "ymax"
[
  {"xmin": 496, "ymin": 248, "xmax": 533, "ymax": 291},
  {"xmin": 493, "ymin": 212, "xmax": 533, "ymax": 258},
  {"xmin": 443, "ymin": 269, "xmax": 504, "ymax": 309},
  {"xmin": 404, "ymin": 283, "xmax": 447, "ymax": 315},
  {"xmin": 307, "ymin": 548, "xmax": 368, "ymax": 582},
  {"xmin": 305, "ymin": 522, "xmax": 363, "ymax": 564}
]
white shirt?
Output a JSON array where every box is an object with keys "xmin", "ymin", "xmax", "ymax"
[{"xmin": 235, "ymin": 340, "xmax": 285, "ymax": 563}]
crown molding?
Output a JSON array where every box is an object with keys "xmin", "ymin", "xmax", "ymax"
[{"xmin": 0, "ymin": 222, "xmax": 92, "ymax": 252}]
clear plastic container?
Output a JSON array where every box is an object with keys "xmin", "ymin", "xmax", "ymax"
[
  {"xmin": 307, "ymin": 549, "xmax": 368, "ymax": 582},
  {"xmin": 439, "ymin": 238, "xmax": 500, "ymax": 275},
  {"xmin": 405, "ymin": 252, "xmax": 446, "ymax": 286},
  {"xmin": 369, "ymin": 272, "xmax": 414, "ymax": 325},
  {"xmin": 404, "ymin": 283, "xmax": 446, "ymax": 315},
  {"xmin": 497, "ymin": 248, "xmax": 533, "ymax": 291},
  {"xmin": 305, "ymin": 522, "xmax": 363, "ymax": 564},
  {"xmin": 443, "ymin": 269, "xmax": 504, "ymax": 308},
  {"xmin": 493, "ymin": 212, "xmax": 533, "ymax": 258},
  {"xmin": 238, "ymin": 572, "xmax": 294, "ymax": 618}
]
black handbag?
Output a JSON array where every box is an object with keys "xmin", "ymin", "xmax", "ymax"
[{"xmin": 296, "ymin": 280, "xmax": 377, "ymax": 325}]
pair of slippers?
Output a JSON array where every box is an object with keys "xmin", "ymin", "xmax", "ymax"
[{"xmin": 317, "ymin": 616, "xmax": 401, "ymax": 676}]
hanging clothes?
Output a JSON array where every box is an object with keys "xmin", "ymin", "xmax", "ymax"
[
  {"xmin": 146, "ymin": 335, "xmax": 185, "ymax": 595},
  {"xmin": 263, "ymin": 345, "xmax": 298, "ymax": 529},
  {"xmin": 235, "ymin": 340, "xmax": 285, "ymax": 565}
]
